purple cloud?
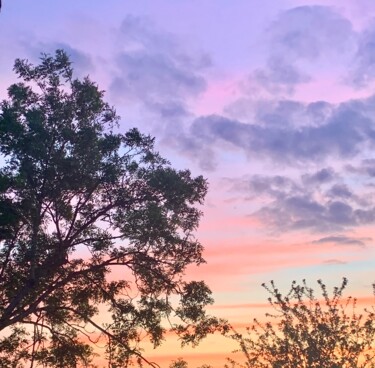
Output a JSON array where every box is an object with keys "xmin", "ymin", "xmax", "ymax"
[
  {"xmin": 350, "ymin": 21, "xmax": 375, "ymax": 87},
  {"xmin": 267, "ymin": 6, "xmax": 354, "ymax": 61},
  {"xmin": 243, "ymin": 6, "xmax": 355, "ymax": 95},
  {"xmin": 110, "ymin": 16, "xmax": 211, "ymax": 117},
  {"xmin": 346, "ymin": 159, "xmax": 375, "ymax": 177},
  {"xmin": 302, "ymin": 168, "xmax": 336, "ymax": 185}
]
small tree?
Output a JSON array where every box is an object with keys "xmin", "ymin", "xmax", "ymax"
[
  {"xmin": 0, "ymin": 50, "xmax": 220, "ymax": 367},
  {"xmin": 169, "ymin": 358, "xmax": 212, "ymax": 368},
  {"xmin": 227, "ymin": 278, "xmax": 375, "ymax": 368},
  {"xmin": 169, "ymin": 358, "xmax": 189, "ymax": 368}
]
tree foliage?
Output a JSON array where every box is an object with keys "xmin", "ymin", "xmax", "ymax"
[
  {"xmin": 227, "ymin": 278, "xmax": 375, "ymax": 368},
  {"xmin": 168, "ymin": 358, "xmax": 212, "ymax": 368},
  {"xmin": 0, "ymin": 50, "xmax": 220, "ymax": 367}
]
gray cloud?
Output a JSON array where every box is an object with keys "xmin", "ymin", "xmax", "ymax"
[
  {"xmin": 254, "ymin": 196, "xmax": 338, "ymax": 232},
  {"xmin": 302, "ymin": 168, "xmax": 336, "ymax": 185},
  {"xmin": 255, "ymin": 99, "xmax": 320, "ymax": 128},
  {"xmin": 244, "ymin": 6, "xmax": 355, "ymax": 95},
  {"xmin": 251, "ymin": 58, "xmax": 310, "ymax": 95},
  {"xmin": 248, "ymin": 8, "xmax": 375, "ymax": 91},
  {"xmin": 253, "ymin": 194, "xmax": 375, "ymax": 232},
  {"xmin": 313, "ymin": 235, "xmax": 371, "ymax": 247},
  {"xmin": 258, "ymin": 6, "xmax": 375, "ymax": 90},
  {"xmin": 112, "ymin": 52, "xmax": 205, "ymax": 100},
  {"xmin": 225, "ymin": 98, "xmax": 334, "ymax": 129},
  {"xmin": 176, "ymin": 90, "xmax": 375, "ymax": 173},
  {"xmin": 346, "ymin": 159, "xmax": 375, "ymax": 177},
  {"xmin": 120, "ymin": 16, "xmax": 211, "ymax": 67},
  {"xmin": 232, "ymin": 174, "xmax": 303, "ymax": 201},
  {"xmin": 326, "ymin": 184, "xmax": 353, "ymax": 200},
  {"xmin": 104, "ymin": 16, "xmax": 217, "ymax": 168},
  {"xmin": 226, "ymin": 167, "xmax": 375, "ymax": 233},
  {"xmin": 164, "ymin": 131, "xmax": 217, "ymax": 172},
  {"xmin": 110, "ymin": 16, "xmax": 210, "ymax": 117},
  {"xmin": 267, "ymin": 6, "xmax": 354, "ymax": 61},
  {"xmin": 190, "ymin": 98, "xmax": 373, "ymax": 165},
  {"xmin": 350, "ymin": 21, "xmax": 375, "ymax": 87},
  {"xmin": 147, "ymin": 100, "xmax": 189, "ymax": 119}
]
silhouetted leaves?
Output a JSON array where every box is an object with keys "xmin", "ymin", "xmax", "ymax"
[
  {"xmin": 227, "ymin": 278, "xmax": 375, "ymax": 368},
  {"xmin": 0, "ymin": 50, "xmax": 218, "ymax": 367}
]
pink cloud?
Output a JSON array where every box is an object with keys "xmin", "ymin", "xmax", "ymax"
[{"xmin": 192, "ymin": 76, "xmax": 242, "ymax": 115}]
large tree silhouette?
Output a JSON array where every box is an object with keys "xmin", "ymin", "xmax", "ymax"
[{"xmin": 0, "ymin": 50, "xmax": 219, "ymax": 367}]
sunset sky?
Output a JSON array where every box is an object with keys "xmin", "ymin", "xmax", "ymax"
[{"xmin": 2, "ymin": 1, "xmax": 375, "ymax": 366}]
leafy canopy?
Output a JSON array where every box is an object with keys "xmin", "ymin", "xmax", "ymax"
[{"xmin": 0, "ymin": 50, "xmax": 220, "ymax": 367}]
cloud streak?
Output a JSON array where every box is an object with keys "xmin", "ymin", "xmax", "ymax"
[{"xmin": 313, "ymin": 235, "xmax": 371, "ymax": 247}]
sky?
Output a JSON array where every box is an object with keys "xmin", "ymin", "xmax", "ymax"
[{"xmin": 1, "ymin": 0, "xmax": 375, "ymax": 366}]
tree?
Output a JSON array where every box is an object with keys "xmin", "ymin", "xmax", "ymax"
[
  {"xmin": 0, "ymin": 50, "xmax": 221, "ymax": 367},
  {"xmin": 168, "ymin": 358, "xmax": 212, "ymax": 368},
  {"xmin": 227, "ymin": 278, "xmax": 375, "ymax": 368},
  {"xmin": 169, "ymin": 358, "xmax": 189, "ymax": 368}
]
